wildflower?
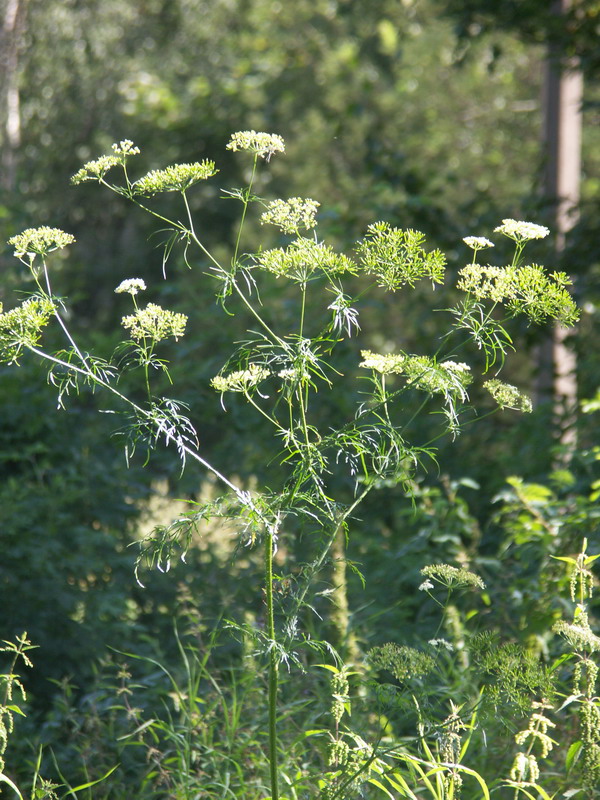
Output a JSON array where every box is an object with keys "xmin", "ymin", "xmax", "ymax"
[
  {"xmin": 260, "ymin": 197, "xmax": 320, "ymax": 234},
  {"xmin": 115, "ymin": 278, "xmax": 147, "ymax": 296},
  {"xmin": 256, "ymin": 238, "xmax": 357, "ymax": 281},
  {"xmin": 71, "ymin": 155, "xmax": 120, "ymax": 184},
  {"xmin": 510, "ymin": 752, "xmax": 540, "ymax": 783},
  {"xmin": 211, "ymin": 364, "xmax": 270, "ymax": 393},
  {"xmin": 121, "ymin": 303, "xmax": 187, "ymax": 342},
  {"xmin": 367, "ymin": 643, "xmax": 435, "ymax": 681},
  {"xmin": 420, "ymin": 564, "xmax": 485, "ymax": 591},
  {"xmin": 111, "ymin": 139, "xmax": 140, "ymax": 156},
  {"xmin": 356, "ymin": 222, "xmax": 446, "ymax": 291},
  {"xmin": 8, "ymin": 227, "xmax": 75, "ymax": 259},
  {"xmin": 278, "ymin": 368, "xmax": 302, "ymax": 380},
  {"xmin": 133, "ymin": 161, "xmax": 218, "ymax": 195},
  {"xmin": 418, "ymin": 579, "xmax": 434, "ymax": 592},
  {"xmin": 514, "ymin": 711, "xmax": 555, "ymax": 758},
  {"xmin": 484, "ymin": 379, "xmax": 532, "ymax": 413},
  {"xmin": 457, "ymin": 263, "xmax": 578, "ymax": 325},
  {"xmin": 442, "ymin": 360, "xmax": 471, "ymax": 374},
  {"xmin": 0, "ymin": 297, "xmax": 56, "ymax": 363},
  {"xmin": 429, "ymin": 638, "xmax": 454, "ymax": 651},
  {"xmin": 494, "ymin": 219, "xmax": 550, "ymax": 241},
  {"xmin": 463, "ymin": 236, "xmax": 494, "ymax": 250},
  {"xmin": 360, "ymin": 350, "xmax": 406, "ymax": 374},
  {"xmin": 226, "ymin": 130, "xmax": 285, "ymax": 160},
  {"xmin": 553, "ymin": 619, "xmax": 600, "ymax": 653},
  {"xmin": 360, "ymin": 351, "xmax": 472, "ymax": 398}
]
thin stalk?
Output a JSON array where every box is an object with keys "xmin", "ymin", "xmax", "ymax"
[
  {"xmin": 232, "ymin": 156, "xmax": 258, "ymax": 267},
  {"xmin": 182, "ymin": 191, "xmax": 287, "ymax": 350},
  {"xmin": 264, "ymin": 523, "xmax": 279, "ymax": 800},
  {"xmin": 41, "ymin": 262, "xmax": 90, "ymax": 370},
  {"xmin": 283, "ymin": 485, "xmax": 372, "ymax": 649}
]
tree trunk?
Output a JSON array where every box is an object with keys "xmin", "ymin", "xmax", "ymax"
[
  {"xmin": 1, "ymin": 0, "xmax": 28, "ymax": 191},
  {"xmin": 538, "ymin": 0, "xmax": 582, "ymax": 453}
]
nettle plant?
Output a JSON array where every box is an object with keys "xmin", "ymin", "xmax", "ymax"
[{"xmin": 1, "ymin": 132, "xmax": 578, "ymax": 799}]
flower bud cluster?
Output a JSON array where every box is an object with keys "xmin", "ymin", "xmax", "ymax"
[
  {"xmin": 457, "ymin": 263, "xmax": 578, "ymax": 325},
  {"xmin": 121, "ymin": 303, "xmax": 187, "ymax": 342},
  {"xmin": 260, "ymin": 197, "xmax": 320, "ymax": 234},
  {"xmin": 211, "ymin": 364, "xmax": 270, "ymax": 393},
  {"xmin": 133, "ymin": 161, "xmax": 218, "ymax": 195},
  {"xmin": 0, "ymin": 297, "xmax": 56, "ymax": 363},
  {"xmin": 71, "ymin": 155, "xmax": 120, "ymax": 184},
  {"xmin": 226, "ymin": 130, "xmax": 285, "ymax": 159},
  {"xmin": 360, "ymin": 351, "xmax": 472, "ymax": 400},
  {"xmin": 8, "ymin": 227, "xmax": 75, "ymax": 259},
  {"xmin": 420, "ymin": 563, "xmax": 485, "ymax": 590},
  {"xmin": 463, "ymin": 236, "xmax": 494, "ymax": 250},
  {"xmin": 115, "ymin": 278, "xmax": 147, "ymax": 296},
  {"xmin": 484, "ymin": 379, "xmax": 532, "ymax": 413},
  {"xmin": 257, "ymin": 238, "xmax": 357, "ymax": 281},
  {"xmin": 494, "ymin": 219, "xmax": 550, "ymax": 241}
]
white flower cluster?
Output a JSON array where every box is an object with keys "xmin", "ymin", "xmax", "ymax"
[
  {"xmin": 121, "ymin": 303, "xmax": 187, "ymax": 342},
  {"xmin": 8, "ymin": 227, "xmax": 75, "ymax": 259},
  {"xmin": 420, "ymin": 563, "xmax": 485, "ymax": 590},
  {"xmin": 71, "ymin": 140, "xmax": 140, "ymax": 184},
  {"xmin": 115, "ymin": 278, "xmax": 147, "ymax": 296},
  {"xmin": 112, "ymin": 139, "xmax": 140, "ymax": 156},
  {"xmin": 463, "ymin": 236, "xmax": 494, "ymax": 250},
  {"xmin": 494, "ymin": 219, "xmax": 550, "ymax": 241},
  {"xmin": 484, "ymin": 379, "xmax": 532, "ymax": 413},
  {"xmin": 360, "ymin": 351, "xmax": 472, "ymax": 395},
  {"xmin": 510, "ymin": 752, "xmax": 540, "ymax": 783},
  {"xmin": 553, "ymin": 619, "xmax": 600, "ymax": 653},
  {"xmin": 211, "ymin": 363, "xmax": 270, "ymax": 393},
  {"xmin": 278, "ymin": 368, "xmax": 304, "ymax": 380},
  {"xmin": 0, "ymin": 297, "xmax": 56, "ymax": 362},
  {"xmin": 260, "ymin": 197, "xmax": 320, "ymax": 234},
  {"xmin": 428, "ymin": 638, "xmax": 454, "ymax": 651},
  {"xmin": 359, "ymin": 350, "xmax": 406, "ymax": 374},
  {"xmin": 226, "ymin": 130, "xmax": 285, "ymax": 160},
  {"xmin": 442, "ymin": 360, "xmax": 471, "ymax": 374},
  {"xmin": 457, "ymin": 263, "xmax": 578, "ymax": 325}
]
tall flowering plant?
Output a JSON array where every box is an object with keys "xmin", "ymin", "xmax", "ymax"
[{"xmin": 1, "ymin": 132, "xmax": 578, "ymax": 798}]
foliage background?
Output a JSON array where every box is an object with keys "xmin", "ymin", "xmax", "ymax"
[{"xmin": 1, "ymin": 0, "xmax": 599, "ymax": 793}]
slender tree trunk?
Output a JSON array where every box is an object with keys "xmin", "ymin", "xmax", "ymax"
[
  {"xmin": 538, "ymin": 0, "xmax": 582, "ymax": 452},
  {"xmin": 1, "ymin": 0, "xmax": 27, "ymax": 191}
]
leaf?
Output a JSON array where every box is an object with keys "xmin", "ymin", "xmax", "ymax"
[
  {"xmin": 565, "ymin": 739, "xmax": 583, "ymax": 771},
  {"xmin": 367, "ymin": 777, "xmax": 396, "ymax": 799},
  {"xmin": 302, "ymin": 728, "xmax": 329, "ymax": 738},
  {"xmin": 68, "ymin": 764, "xmax": 119, "ymax": 793},
  {"xmin": 550, "ymin": 555, "xmax": 578, "ymax": 566},
  {"xmin": 549, "ymin": 652, "xmax": 574, "ymax": 673},
  {"xmin": 0, "ymin": 773, "xmax": 23, "ymax": 799},
  {"xmin": 557, "ymin": 694, "xmax": 583, "ymax": 712}
]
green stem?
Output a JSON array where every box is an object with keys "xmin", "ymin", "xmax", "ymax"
[
  {"xmin": 182, "ymin": 193, "xmax": 287, "ymax": 351},
  {"xmin": 284, "ymin": 485, "xmax": 372, "ymax": 649},
  {"xmin": 264, "ymin": 523, "xmax": 280, "ymax": 800},
  {"xmin": 233, "ymin": 156, "xmax": 258, "ymax": 266}
]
